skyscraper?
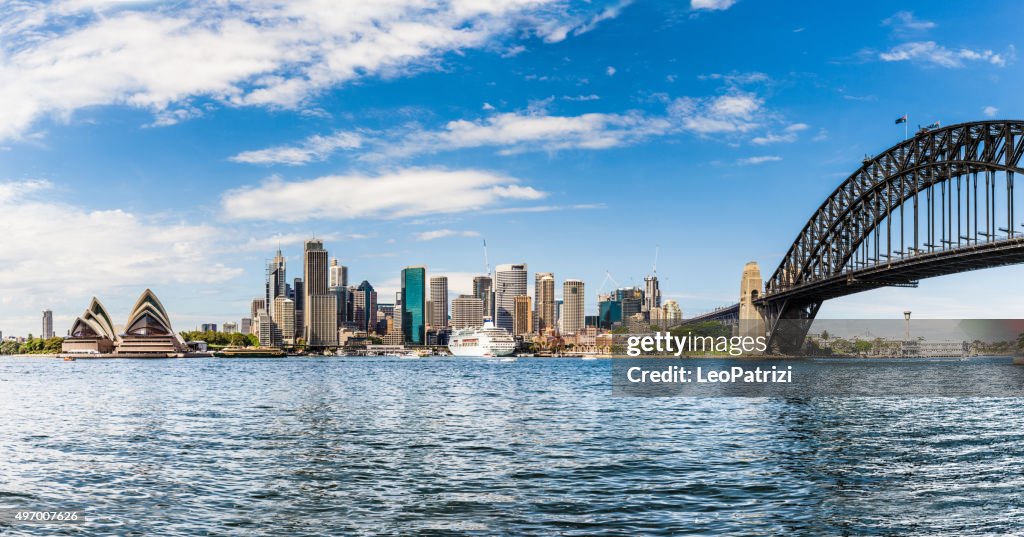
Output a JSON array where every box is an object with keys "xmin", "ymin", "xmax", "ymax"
[
  {"xmin": 534, "ymin": 272, "xmax": 555, "ymax": 335},
  {"xmin": 494, "ymin": 263, "xmax": 527, "ymax": 332},
  {"xmin": 329, "ymin": 258, "xmax": 348, "ymax": 288},
  {"xmin": 272, "ymin": 296, "xmax": 295, "ymax": 346},
  {"xmin": 643, "ymin": 275, "xmax": 661, "ymax": 315},
  {"xmin": 562, "ymin": 279, "xmax": 585, "ymax": 335},
  {"xmin": 303, "ymin": 239, "xmax": 336, "ymax": 347},
  {"xmin": 353, "ymin": 280, "xmax": 378, "ymax": 333},
  {"xmin": 292, "ymin": 278, "xmax": 304, "ymax": 338},
  {"xmin": 513, "ymin": 295, "xmax": 532, "ymax": 337},
  {"xmin": 451, "ymin": 295, "xmax": 484, "ymax": 329},
  {"xmin": 331, "ymin": 284, "xmax": 351, "ymax": 330},
  {"xmin": 250, "ymin": 298, "xmax": 267, "ymax": 334},
  {"xmin": 42, "ymin": 310, "xmax": 53, "ymax": 339},
  {"xmin": 429, "ymin": 276, "xmax": 448, "ymax": 329},
  {"xmin": 472, "ymin": 275, "xmax": 493, "ymax": 320},
  {"xmin": 266, "ymin": 248, "xmax": 287, "ymax": 318},
  {"xmin": 401, "ymin": 266, "xmax": 426, "ymax": 345}
]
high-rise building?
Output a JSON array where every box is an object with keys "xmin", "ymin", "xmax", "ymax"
[
  {"xmin": 353, "ymin": 281, "xmax": 378, "ymax": 333},
  {"xmin": 534, "ymin": 272, "xmax": 555, "ymax": 334},
  {"xmin": 250, "ymin": 298, "xmax": 267, "ymax": 334},
  {"xmin": 292, "ymin": 278, "xmax": 304, "ymax": 338},
  {"xmin": 472, "ymin": 276, "xmax": 493, "ymax": 320},
  {"xmin": 599, "ymin": 298, "xmax": 622, "ymax": 329},
  {"xmin": 266, "ymin": 248, "xmax": 287, "ymax": 317},
  {"xmin": 562, "ymin": 279, "xmax": 585, "ymax": 335},
  {"xmin": 329, "ymin": 258, "xmax": 348, "ymax": 288},
  {"xmin": 643, "ymin": 275, "xmax": 661, "ymax": 315},
  {"xmin": 401, "ymin": 266, "xmax": 426, "ymax": 345},
  {"xmin": 201, "ymin": 323, "xmax": 217, "ymax": 332},
  {"xmin": 240, "ymin": 318, "xmax": 252, "ymax": 335},
  {"xmin": 451, "ymin": 295, "xmax": 484, "ymax": 329},
  {"xmin": 662, "ymin": 300, "xmax": 682, "ymax": 320},
  {"xmin": 513, "ymin": 295, "xmax": 532, "ymax": 337},
  {"xmin": 42, "ymin": 310, "xmax": 53, "ymax": 339},
  {"xmin": 330, "ymin": 284, "xmax": 351, "ymax": 330},
  {"xmin": 429, "ymin": 276, "xmax": 448, "ymax": 329},
  {"xmin": 223, "ymin": 322, "xmax": 238, "ymax": 334},
  {"xmin": 303, "ymin": 239, "xmax": 336, "ymax": 347},
  {"xmin": 273, "ymin": 296, "xmax": 295, "ymax": 346},
  {"xmin": 494, "ymin": 264, "xmax": 527, "ymax": 332},
  {"xmin": 255, "ymin": 311, "xmax": 273, "ymax": 347}
]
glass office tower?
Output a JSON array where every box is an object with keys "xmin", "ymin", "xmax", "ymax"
[{"xmin": 401, "ymin": 266, "xmax": 426, "ymax": 345}]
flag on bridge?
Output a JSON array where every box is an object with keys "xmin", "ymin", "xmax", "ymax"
[{"xmin": 895, "ymin": 115, "xmax": 908, "ymax": 124}]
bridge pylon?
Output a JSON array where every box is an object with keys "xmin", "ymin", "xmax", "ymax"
[{"xmin": 738, "ymin": 262, "xmax": 766, "ymax": 344}]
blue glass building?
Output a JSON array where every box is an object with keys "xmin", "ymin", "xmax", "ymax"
[{"xmin": 401, "ymin": 267, "xmax": 426, "ymax": 345}]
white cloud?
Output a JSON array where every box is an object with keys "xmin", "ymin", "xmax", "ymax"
[
  {"xmin": 483, "ymin": 203, "xmax": 605, "ymax": 214},
  {"xmin": 231, "ymin": 90, "xmax": 773, "ymax": 162},
  {"xmin": 751, "ymin": 122, "xmax": 808, "ymax": 145},
  {"xmin": 222, "ymin": 168, "xmax": 547, "ymax": 222},
  {"xmin": 239, "ymin": 232, "xmax": 371, "ymax": 251},
  {"xmin": 415, "ymin": 229, "xmax": 481, "ymax": 241},
  {"xmin": 606, "ymin": 66, "xmax": 616, "ymax": 76},
  {"xmin": 983, "ymin": 106, "xmax": 999, "ymax": 118},
  {"xmin": 229, "ymin": 132, "xmax": 363, "ymax": 166},
  {"xmin": 736, "ymin": 155, "xmax": 781, "ymax": 165},
  {"xmin": 881, "ymin": 11, "xmax": 935, "ymax": 33},
  {"xmin": 482, "ymin": 102, "xmax": 496, "ymax": 111},
  {"xmin": 0, "ymin": 1, "xmax": 626, "ymax": 141},
  {"xmin": 0, "ymin": 178, "xmax": 241, "ymax": 306},
  {"xmin": 691, "ymin": 0, "xmax": 736, "ymax": 10},
  {"xmin": 878, "ymin": 41, "xmax": 1009, "ymax": 68}
]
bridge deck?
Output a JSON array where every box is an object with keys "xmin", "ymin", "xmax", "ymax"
[{"xmin": 758, "ymin": 236, "xmax": 1024, "ymax": 306}]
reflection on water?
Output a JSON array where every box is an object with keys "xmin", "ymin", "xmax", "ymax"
[{"xmin": 1, "ymin": 356, "xmax": 1022, "ymax": 535}]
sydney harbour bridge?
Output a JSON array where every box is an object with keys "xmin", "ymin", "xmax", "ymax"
[{"xmin": 688, "ymin": 120, "xmax": 1024, "ymax": 353}]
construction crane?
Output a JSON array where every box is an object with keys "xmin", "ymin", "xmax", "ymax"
[{"xmin": 596, "ymin": 270, "xmax": 620, "ymax": 297}]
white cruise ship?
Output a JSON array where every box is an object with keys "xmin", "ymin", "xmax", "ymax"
[{"xmin": 448, "ymin": 319, "xmax": 516, "ymax": 357}]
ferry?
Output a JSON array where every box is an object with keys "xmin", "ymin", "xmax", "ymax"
[
  {"xmin": 448, "ymin": 319, "xmax": 516, "ymax": 357},
  {"xmin": 213, "ymin": 346, "xmax": 287, "ymax": 358}
]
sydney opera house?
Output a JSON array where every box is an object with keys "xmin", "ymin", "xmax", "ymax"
[{"xmin": 62, "ymin": 289, "xmax": 190, "ymax": 357}]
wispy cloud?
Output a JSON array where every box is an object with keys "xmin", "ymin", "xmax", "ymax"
[
  {"xmin": 736, "ymin": 155, "xmax": 781, "ymax": 165},
  {"xmin": 239, "ymin": 232, "xmax": 372, "ymax": 251},
  {"xmin": 882, "ymin": 11, "xmax": 935, "ymax": 34},
  {"xmin": 691, "ymin": 0, "xmax": 736, "ymax": 11},
  {"xmin": 415, "ymin": 229, "xmax": 480, "ymax": 241},
  {"xmin": 230, "ymin": 90, "xmax": 775, "ymax": 164},
  {"xmin": 983, "ymin": 106, "xmax": 999, "ymax": 118},
  {"xmin": 482, "ymin": 203, "xmax": 606, "ymax": 214},
  {"xmin": 878, "ymin": 41, "xmax": 1011, "ymax": 68},
  {"xmin": 0, "ymin": 1, "xmax": 627, "ymax": 141},
  {"xmin": 751, "ymin": 122, "xmax": 808, "ymax": 145},
  {"xmin": 222, "ymin": 168, "xmax": 547, "ymax": 222},
  {"xmin": 229, "ymin": 132, "xmax": 363, "ymax": 166}
]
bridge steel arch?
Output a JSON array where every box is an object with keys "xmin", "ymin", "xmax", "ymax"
[{"xmin": 757, "ymin": 120, "xmax": 1024, "ymax": 353}]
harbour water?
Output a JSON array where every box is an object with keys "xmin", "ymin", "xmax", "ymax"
[{"xmin": 1, "ymin": 356, "xmax": 1023, "ymax": 535}]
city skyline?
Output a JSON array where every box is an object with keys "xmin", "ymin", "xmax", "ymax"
[{"xmin": 2, "ymin": 1, "xmax": 1024, "ymax": 336}]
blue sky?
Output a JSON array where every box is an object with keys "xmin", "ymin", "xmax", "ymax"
[{"xmin": 1, "ymin": 0, "xmax": 1022, "ymax": 336}]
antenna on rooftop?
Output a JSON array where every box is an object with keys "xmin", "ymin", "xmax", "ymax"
[
  {"xmin": 482, "ymin": 239, "xmax": 490, "ymax": 276},
  {"xmin": 653, "ymin": 244, "xmax": 659, "ymax": 276}
]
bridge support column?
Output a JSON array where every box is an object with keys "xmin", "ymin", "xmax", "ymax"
[{"xmin": 738, "ymin": 262, "xmax": 766, "ymax": 346}]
